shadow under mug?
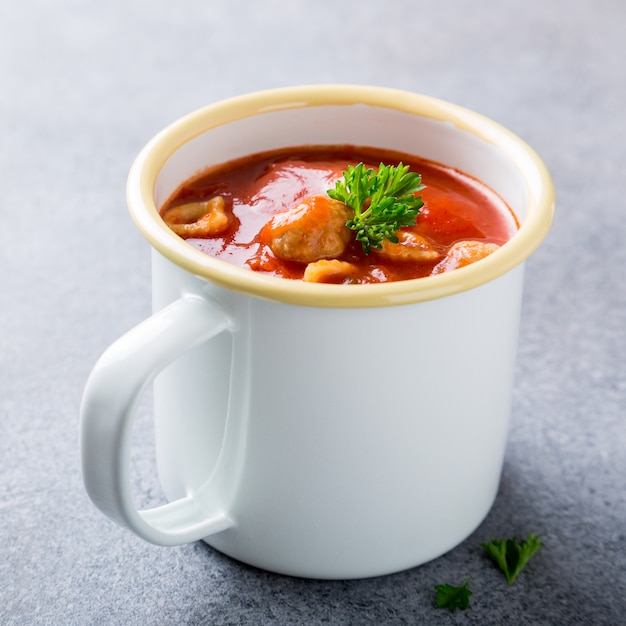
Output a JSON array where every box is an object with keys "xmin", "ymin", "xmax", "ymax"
[{"xmin": 80, "ymin": 85, "xmax": 555, "ymax": 579}]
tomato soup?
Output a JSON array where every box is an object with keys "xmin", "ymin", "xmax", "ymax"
[{"xmin": 159, "ymin": 146, "xmax": 518, "ymax": 284}]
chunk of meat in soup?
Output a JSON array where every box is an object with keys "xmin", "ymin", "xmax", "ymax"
[
  {"xmin": 264, "ymin": 195, "xmax": 353, "ymax": 263},
  {"xmin": 373, "ymin": 231, "xmax": 441, "ymax": 263},
  {"xmin": 303, "ymin": 259, "xmax": 359, "ymax": 284},
  {"xmin": 432, "ymin": 240, "xmax": 500, "ymax": 274},
  {"xmin": 161, "ymin": 196, "xmax": 232, "ymax": 238}
]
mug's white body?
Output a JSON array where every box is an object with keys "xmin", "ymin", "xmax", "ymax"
[
  {"xmin": 151, "ymin": 251, "xmax": 523, "ymax": 578},
  {"xmin": 80, "ymin": 86, "xmax": 554, "ymax": 580}
]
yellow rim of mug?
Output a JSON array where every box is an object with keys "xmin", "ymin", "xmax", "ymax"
[{"xmin": 127, "ymin": 85, "xmax": 555, "ymax": 308}]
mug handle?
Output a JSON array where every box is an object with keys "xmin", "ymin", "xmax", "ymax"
[{"xmin": 80, "ymin": 294, "xmax": 235, "ymax": 546}]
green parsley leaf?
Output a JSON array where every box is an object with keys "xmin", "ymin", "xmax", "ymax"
[
  {"xmin": 434, "ymin": 578, "xmax": 473, "ymax": 612},
  {"xmin": 482, "ymin": 533, "xmax": 543, "ymax": 585},
  {"xmin": 327, "ymin": 162, "xmax": 425, "ymax": 254}
]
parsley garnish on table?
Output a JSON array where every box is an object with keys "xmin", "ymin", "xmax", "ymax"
[
  {"xmin": 327, "ymin": 162, "xmax": 425, "ymax": 254},
  {"xmin": 434, "ymin": 578, "xmax": 473, "ymax": 612},
  {"xmin": 482, "ymin": 533, "xmax": 543, "ymax": 584}
]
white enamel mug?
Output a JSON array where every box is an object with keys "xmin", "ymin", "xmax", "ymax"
[{"xmin": 80, "ymin": 85, "xmax": 554, "ymax": 579}]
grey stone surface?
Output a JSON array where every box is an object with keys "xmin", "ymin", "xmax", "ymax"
[{"xmin": 1, "ymin": 1, "xmax": 624, "ymax": 624}]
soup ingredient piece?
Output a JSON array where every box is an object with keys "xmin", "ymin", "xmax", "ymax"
[
  {"xmin": 434, "ymin": 578, "xmax": 473, "ymax": 612},
  {"xmin": 327, "ymin": 162, "xmax": 425, "ymax": 254},
  {"xmin": 373, "ymin": 231, "xmax": 440, "ymax": 263},
  {"xmin": 265, "ymin": 195, "xmax": 353, "ymax": 263},
  {"xmin": 161, "ymin": 196, "xmax": 231, "ymax": 238},
  {"xmin": 431, "ymin": 240, "xmax": 499, "ymax": 274},
  {"xmin": 482, "ymin": 534, "xmax": 543, "ymax": 585},
  {"xmin": 302, "ymin": 259, "xmax": 358, "ymax": 284}
]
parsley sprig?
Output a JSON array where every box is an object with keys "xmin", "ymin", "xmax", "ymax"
[
  {"xmin": 434, "ymin": 578, "xmax": 473, "ymax": 612},
  {"xmin": 327, "ymin": 162, "xmax": 425, "ymax": 254},
  {"xmin": 482, "ymin": 533, "xmax": 543, "ymax": 585}
]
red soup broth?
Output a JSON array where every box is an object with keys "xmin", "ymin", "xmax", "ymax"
[{"xmin": 159, "ymin": 145, "xmax": 519, "ymax": 283}]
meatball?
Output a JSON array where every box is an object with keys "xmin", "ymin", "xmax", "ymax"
[{"xmin": 264, "ymin": 195, "xmax": 353, "ymax": 264}]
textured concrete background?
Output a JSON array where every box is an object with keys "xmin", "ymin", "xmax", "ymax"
[{"xmin": 1, "ymin": 1, "xmax": 624, "ymax": 624}]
